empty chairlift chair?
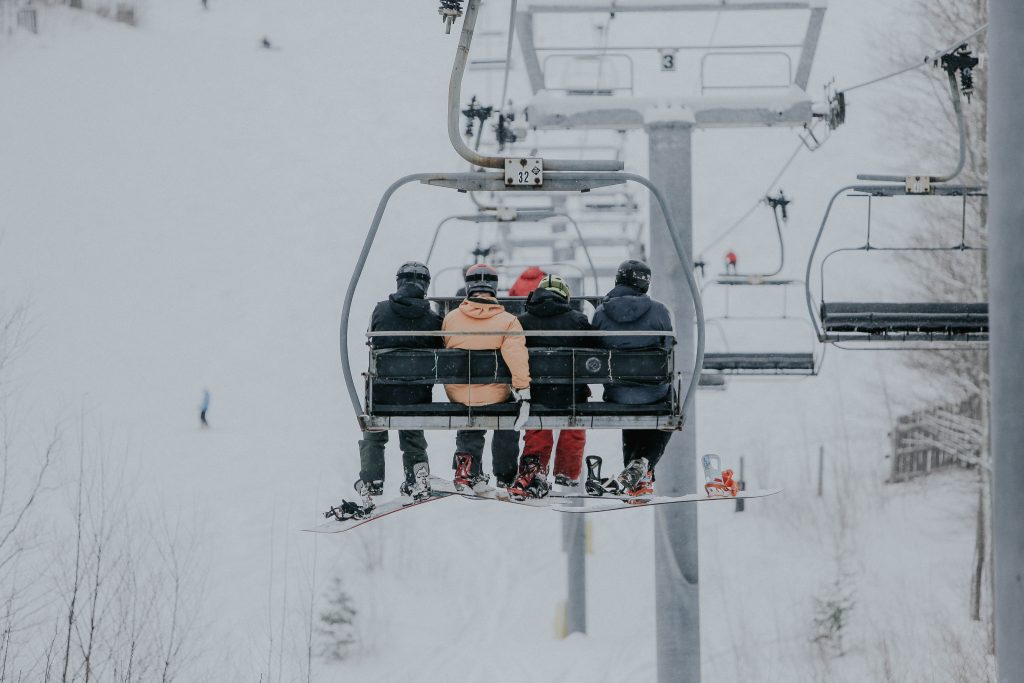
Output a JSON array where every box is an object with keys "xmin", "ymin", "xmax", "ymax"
[
  {"xmin": 700, "ymin": 276, "xmax": 819, "ymax": 377},
  {"xmin": 805, "ymin": 184, "xmax": 988, "ymax": 345}
]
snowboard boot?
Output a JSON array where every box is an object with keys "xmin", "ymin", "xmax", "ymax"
[
  {"xmin": 453, "ymin": 452, "xmax": 474, "ymax": 491},
  {"xmin": 526, "ymin": 472, "xmax": 551, "ymax": 499},
  {"xmin": 470, "ymin": 472, "xmax": 492, "ymax": 491},
  {"xmin": 601, "ymin": 457, "xmax": 651, "ymax": 497},
  {"xmin": 630, "ymin": 467, "xmax": 655, "ymax": 499},
  {"xmin": 400, "ymin": 462, "xmax": 432, "ymax": 501},
  {"xmin": 554, "ymin": 473, "xmax": 579, "ymax": 488},
  {"xmin": 507, "ymin": 455, "xmax": 543, "ymax": 500},
  {"xmin": 353, "ymin": 478, "xmax": 383, "ymax": 509}
]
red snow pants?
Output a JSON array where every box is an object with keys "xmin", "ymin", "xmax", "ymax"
[{"xmin": 523, "ymin": 429, "xmax": 585, "ymax": 480}]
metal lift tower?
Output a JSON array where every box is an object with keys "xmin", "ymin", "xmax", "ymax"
[
  {"xmin": 517, "ymin": 3, "xmax": 826, "ymax": 680},
  {"xmin": 987, "ymin": 4, "xmax": 1024, "ymax": 681}
]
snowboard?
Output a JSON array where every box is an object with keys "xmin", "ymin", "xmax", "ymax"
[
  {"xmin": 552, "ymin": 487, "xmax": 783, "ymax": 513},
  {"xmin": 305, "ymin": 491, "xmax": 454, "ymax": 534},
  {"xmin": 429, "ymin": 476, "xmax": 560, "ymax": 509}
]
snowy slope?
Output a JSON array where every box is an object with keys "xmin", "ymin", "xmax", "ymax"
[{"xmin": 0, "ymin": 1, "xmax": 989, "ymax": 681}]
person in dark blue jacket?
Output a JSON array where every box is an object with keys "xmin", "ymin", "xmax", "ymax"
[
  {"xmin": 355, "ymin": 262, "xmax": 443, "ymax": 506},
  {"xmin": 591, "ymin": 259, "xmax": 674, "ymax": 495}
]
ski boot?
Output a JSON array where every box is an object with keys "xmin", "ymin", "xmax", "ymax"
[
  {"xmin": 324, "ymin": 499, "xmax": 371, "ymax": 522},
  {"xmin": 507, "ymin": 455, "xmax": 549, "ymax": 500},
  {"xmin": 702, "ymin": 454, "xmax": 739, "ymax": 498},
  {"xmin": 399, "ymin": 462, "xmax": 432, "ymax": 501}
]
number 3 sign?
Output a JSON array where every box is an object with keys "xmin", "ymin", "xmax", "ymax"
[{"xmin": 660, "ymin": 49, "xmax": 677, "ymax": 72}]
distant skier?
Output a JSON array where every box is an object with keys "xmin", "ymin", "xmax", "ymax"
[
  {"xmin": 443, "ymin": 263, "xmax": 531, "ymax": 490},
  {"xmin": 512, "ymin": 274, "xmax": 594, "ymax": 499},
  {"xmin": 354, "ymin": 262, "xmax": 443, "ymax": 507},
  {"xmin": 261, "ymin": 36, "xmax": 273, "ymax": 49},
  {"xmin": 725, "ymin": 250, "xmax": 738, "ymax": 275},
  {"xmin": 591, "ymin": 260, "xmax": 674, "ymax": 496},
  {"xmin": 200, "ymin": 389, "xmax": 210, "ymax": 428}
]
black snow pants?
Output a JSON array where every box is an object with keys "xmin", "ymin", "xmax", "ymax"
[{"xmin": 621, "ymin": 430, "xmax": 673, "ymax": 471}]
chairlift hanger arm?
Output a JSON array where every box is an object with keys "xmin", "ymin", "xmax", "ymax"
[
  {"xmin": 856, "ymin": 72, "xmax": 968, "ymax": 184},
  {"xmin": 448, "ymin": 0, "xmax": 622, "ymax": 172},
  {"xmin": 425, "ymin": 209, "xmax": 600, "ymax": 294}
]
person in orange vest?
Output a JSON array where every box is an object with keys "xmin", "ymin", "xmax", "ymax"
[
  {"xmin": 725, "ymin": 250, "xmax": 738, "ymax": 275},
  {"xmin": 443, "ymin": 264, "xmax": 532, "ymax": 489}
]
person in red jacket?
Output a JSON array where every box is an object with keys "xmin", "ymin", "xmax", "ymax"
[
  {"xmin": 508, "ymin": 266, "xmax": 546, "ymax": 296},
  {"xmin": 725, "ymin": 250, "xmax": 738, "ymax": 275}
]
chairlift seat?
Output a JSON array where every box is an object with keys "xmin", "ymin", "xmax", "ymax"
[
  {"xmin": 362, "ymin": 347, "xmax": 679, "ymax": 431},
  {"xmin": 820, "ymin": 302, "xmax": 988, "ymax": 335},
  {"xmin": 702, "ymin": 352, "xmax": 815, "ymax": 373}
]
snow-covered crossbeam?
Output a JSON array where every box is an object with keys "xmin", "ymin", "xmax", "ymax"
[{"xmin": 524, "ymin": 86, "xmax": 815, "ymax": 130}]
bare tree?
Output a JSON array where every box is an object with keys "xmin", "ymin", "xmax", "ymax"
[{"xmin": 880, "ymin": 0, "xmax": 993, "ymax": 651}]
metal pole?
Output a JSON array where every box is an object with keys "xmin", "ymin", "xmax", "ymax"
[
  {"xmin": 817, "ymin": 445, "xmax": 824, "ymax": 498},
  {"xmin": 736, "ymin": 455, "xmax": 745, "ymax": 513},
  {"xmin": 563, "ymin": 510, "xmax": 586, "ymax": 635},
  {"xmin": 987, "ymin": 5, "xmax": 1024, "ymax": 680},
  {"xmin": 647, "ymin": 120, "xmax": 700, "ymax": 683}
]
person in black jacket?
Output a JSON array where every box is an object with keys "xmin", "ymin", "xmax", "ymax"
[
  {"xmin": 355, "ymin": 262, "xmax": 442, "ymax": 505},
  {"xmin": 510, "ymin": 274, "xmax": 593, "ymax": 499},
  {"xmin": 591, "ymin": 259, "xmax": 674, "ymax": 497}
]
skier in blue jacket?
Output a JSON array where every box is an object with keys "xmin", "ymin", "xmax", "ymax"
[{"xmin": 591, "ymin": 259, "xmax": 674, "ymax": 495}]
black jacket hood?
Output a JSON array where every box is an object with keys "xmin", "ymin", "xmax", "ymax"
[
  {"xmin": 525, "ymin": 288, "xmax": 572, "ymax": 317},
  {"xmin": 388, "ymin": 284, "xmax": 431, "ymax": 320},
  {"xmin": 601, "ymin": 284, "xmax": 652, "ymax": 323}
]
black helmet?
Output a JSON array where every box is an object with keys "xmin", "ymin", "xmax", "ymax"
[
  {"xmin": 615, "ymin": 259, "xmax": 652, "ymax": 293},
  {"xmin": 464, "ymin": 263, "xmax": 499, "ymax": 296},
  {"xmin": 396, "ymin": 261, "xmax": 431, "ymax": 291}
]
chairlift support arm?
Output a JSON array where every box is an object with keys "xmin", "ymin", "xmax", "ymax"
[{"xmin": 449, "ymin": 0, "xmax": 623, "ymax": 172}]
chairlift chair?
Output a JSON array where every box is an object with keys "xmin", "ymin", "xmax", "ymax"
[
  {"xmin": 339, "ymin": 0, "xmax": 704, "ymax": 433},
  {"xmin": 804, "ymin": 183, "xmax": 988, "ymax": 347},
  {"xmin": 340, "ymin": 171, "xmax": 705, "ymax": 433},
  {"xmin": 700, "ymin": 277, "xmax": 820, "ymax": 376}
]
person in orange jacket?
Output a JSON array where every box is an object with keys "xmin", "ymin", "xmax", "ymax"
[{"xmin": 443, "ymin": 263, "xmax": 532, "ymax": 489}]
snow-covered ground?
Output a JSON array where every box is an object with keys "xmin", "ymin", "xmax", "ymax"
[{"xmin": 0, "ymin": 1, "xmax": 991, "ymax": 681}]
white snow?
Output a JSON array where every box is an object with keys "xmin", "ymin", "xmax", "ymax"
[{"xmin": 0, "ymin": 0, "xmax": 992, "ymax": 681}]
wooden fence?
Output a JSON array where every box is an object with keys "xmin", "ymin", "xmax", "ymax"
[{"xmin": 889, "ymin": 394, "xmax": 983, "ymax": 482}]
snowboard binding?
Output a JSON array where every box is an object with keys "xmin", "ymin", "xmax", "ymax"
[
  {"xmin": 507, "ymin": 455, "xmax": 549, "ymax": 500},
  {"xmin": 702, "ymin": 454, "xmax": 739, "ymax": 498},
  {"xmin": 324, "ymin": 499, "xmax": 374, "ymax": 522},
  {"xmin": 584, "ymin": 455, "xmax": 607, "ymax": 496}
]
